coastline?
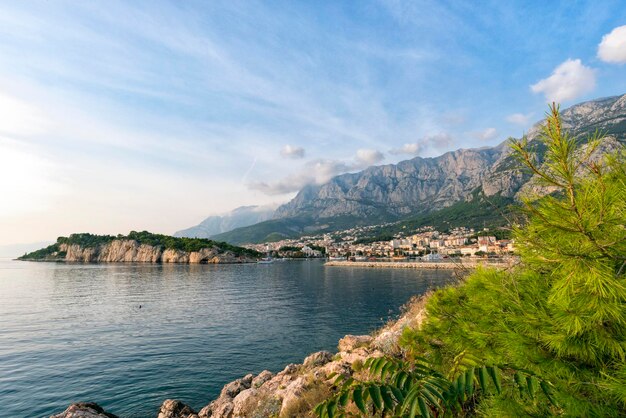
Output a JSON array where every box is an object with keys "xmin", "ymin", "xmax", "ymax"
[{"xmin": 17, "ymin": 258, "xmax": 258, "ymax": 264}]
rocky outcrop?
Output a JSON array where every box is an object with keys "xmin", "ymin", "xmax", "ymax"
[
  {"xmin": 161, "ymin": 248, "xmax": 189, "ymax": 263},
  {"xmin": 157, "ymin": 400, "xmax": 198, "ymax": 418},
  {"xmin": 50, "ymin": 402, "xmax": 118, "ymax": 418},
  {"xmin": 57, "ymin": 241, "xmax": 255, "ymax": 264},
  {"xmin": 302, "ymin": 351, "xmax": 333, "ymax": 368},
  {"xmin": 337, "ymin": 335, "xmax": 374, "ymax": 352}
]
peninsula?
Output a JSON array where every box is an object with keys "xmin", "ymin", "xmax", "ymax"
[{"xmin": 18, "ymin": 231, "xmax": 260, "ymax": 264}]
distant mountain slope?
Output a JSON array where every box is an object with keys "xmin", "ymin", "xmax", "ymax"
[
  {"xmin": 277, "ymin": 95, "xmax": 626, "ymax": 220},
  {"xmin": 214, "ymin": 94, "xmax": 626, "ymax": 245},
  {"xmin": 212, "ymin": 213, "xmax": 395, "ymax": 244},
  {"xmin": 275, "ymin": 143, "xmax": 513, "ymax": 219},
  {"xmin": 174, "ymin": 205, "xmax": 275, "ymax": 238}
]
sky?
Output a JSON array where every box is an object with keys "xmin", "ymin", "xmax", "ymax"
[{"xmin": 0, "ymin": 0, "xmax": 625, "ymax": 246}]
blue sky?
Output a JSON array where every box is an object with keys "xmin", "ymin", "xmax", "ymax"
[{"xmin": 0, "ymin": 0, "xmax": 625, "ymax": 245}]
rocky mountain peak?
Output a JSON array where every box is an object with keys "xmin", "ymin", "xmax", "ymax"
[{"xmin": 274, "ymin": 93, "xmax": 626, "ymax": 223}]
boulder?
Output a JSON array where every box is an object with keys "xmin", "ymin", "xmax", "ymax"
[
  {"xmin": 278, "ymin": 376, "xmax": 307, "ymax": 416},
  {"xmin": 338, "ymin": 335, "xmax": 373, "ymax": 352},
  {"xmin": 220, "ymin": 374, "xmax": 254, "ymax": 398},
  {"xmin": 198, "ymin": 405, "xmax": 211, "ymax": 418},
  {"xmin": 157, "ymin": 400, "xmax": 198, "ymax": 418},
  {"xmin": 303, "ymin": 351, "xmax": 333, "ymax": 368},
  {"xmin": 50, "ymin": 402, "xmax": 118, "ymax": 418},
  {"xmin": 231, "ymin": 388, "xmax": 258, "ymax": 416},
  {"xmin": 340, "ymin": 347, "xmax": 381, "ymax": 366},
  {"xmin": 278, "ymin": 364, "xmax": 299, "ymax": 376},
  {"xmin": 251, "ymin": 370, "xmax": 274, "ymax": 388},
  {"xmin": 318, "ymin": 361, "xmax": 352, "ymax": 380},
  {"xmin": 211, "ymin": 401, "xmax": 234, "ymax": 418}
]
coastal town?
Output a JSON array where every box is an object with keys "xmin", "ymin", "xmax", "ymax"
[{"xmin": 243, "ymin": 224, "xmax": 516, "ymax": 261}]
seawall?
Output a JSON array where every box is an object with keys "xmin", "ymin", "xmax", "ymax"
[{"xmin": 324, "ymin": 259, "xmax": 515, "ymax": 269}]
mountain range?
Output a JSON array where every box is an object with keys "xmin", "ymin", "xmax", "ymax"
[
  {"xmin": 174, "ymin": 205, "xmax": 275, "ymax": 239},
  {"xmin": 181, "ymin": 94, "xmax": 626, "ymax": 245}
]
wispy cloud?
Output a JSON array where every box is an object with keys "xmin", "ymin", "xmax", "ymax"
[
  {"xmin": 531, "ymin": 59, "xmax": 596, "ymax": 103},
  {"xmin": 470, "ymin": 127, "xmax": 498, "ymax": 141},
  {"xmin": 506, "ymin": 112, "xmax": 535, "ymax": 126},
  {"xmin": 355, "ymin": 149, "xmax": 385, "ymax": 167},
  {"xmin": 0, "ymin": 1, "xmax": 623, "ymax": 244},
  {"xmin": 389, "ymin": 133, "xmax": 454, "ymax": 157},
  {"xmin": 280, "ymin": 145, "xmax": 305, "ymax": 159},
  {"xmin": 249, "ymin": 148, "xmax": 385, "ymax": 195}
]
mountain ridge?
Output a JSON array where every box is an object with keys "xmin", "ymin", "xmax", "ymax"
[
  {"xmin": 212, "ymin": 94, "xmax": 626, "ymax": 244},
  {"xmin": 174, "ymin": 205, "xmax": 275, "ymax": 238}
]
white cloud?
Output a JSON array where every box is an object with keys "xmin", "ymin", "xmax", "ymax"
[
  {"xmin": 389, "ymin": 133, "xmax": 454, "ymax": 156},
  {"xmin": 530, "ymin": 59, "xmax": 596, "ymax": 103},
  {"xmin": 471, "ymin": 127, "xmax": 498, "ymax": 141},
  {"xmin": 354, "ymin": 149, "xmax": 384, "ymax": 167},
  {"xmin": 390, "ymin": 143, "xmax": 424, "ymax": 156},
  {"xmin": 506, "ymin": 112, "xmax": 534, "ymax": 126},
  {"xmin": 248, "ymin": 159, "xmax": 348, "ymax": 195},
  {"xmin": 280, "ymin": 144, "xmax": 305, "ymax": 159},
  {"xmin": 598, "ymin": 25, "xmax": 626, "ymax": 63},
  {"xmin": 249, "ymin": 148, "xmax": 385, "ymax": 195}
]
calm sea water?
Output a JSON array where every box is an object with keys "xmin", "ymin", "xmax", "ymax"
[{"xmin": 0, "ymin": 259, "xmax": 453, "ymax": 418}]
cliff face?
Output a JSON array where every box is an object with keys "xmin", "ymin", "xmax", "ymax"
[
  {"xmin": 275, "ymin": 144, "xmax": 514, "ymax": 220},
  {"xmin": 56, "ymin": 240, "xmax": 254, "ymax": 264}
]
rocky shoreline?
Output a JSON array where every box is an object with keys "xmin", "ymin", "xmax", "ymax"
[
  {"xmin": 27, "ymin": 240, "xmax": 257, "ymax": 264},
  {"xmin": 50, "ymin": 295, "xmax": 430, "ymax": 418}
]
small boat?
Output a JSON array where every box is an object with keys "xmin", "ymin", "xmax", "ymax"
[
  {"xmin": 354, "ymin": 256, "xmax": 368, "ymax": 261},
  {"xmin": 328, "ymin": 256, "xmax": 345, "ymax": 261},
  {"xmin": 257, "ymin": 257, "xmax": 274, "ymax": 264}
]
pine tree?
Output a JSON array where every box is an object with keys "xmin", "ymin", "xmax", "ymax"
[
  {"xmin": 510, "ymin": 104, "xmax": 626, "ymax": 365},
  {"xmin": 314, "ymin": 105, "xmax": 626, "ymax": 417}
]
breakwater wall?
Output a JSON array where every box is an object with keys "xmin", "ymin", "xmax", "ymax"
[{"xmin": 324, "ymin": 260, "xmax": 515, "ymax": 269}]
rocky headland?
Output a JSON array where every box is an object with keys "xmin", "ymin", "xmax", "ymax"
[
  {"xmin": 18, "ymin": 232, "xmax": 260, "ymax": 264},
  {"xmin": 50, "ymin": 294, "xmax": 430, "ymax": 418},
  {"xmin": 54, "ymin": 240, "xmax": 254, "ymax": 264}
]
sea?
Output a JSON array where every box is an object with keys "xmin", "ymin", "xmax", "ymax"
[{"xmin": 0, "ymin": 258, "xmax": 454, "ymax": 417}]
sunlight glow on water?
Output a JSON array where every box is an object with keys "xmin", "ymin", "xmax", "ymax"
[{"xmin": 0, "ymin": 259, "xmax": 453, "ymax": 417}]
